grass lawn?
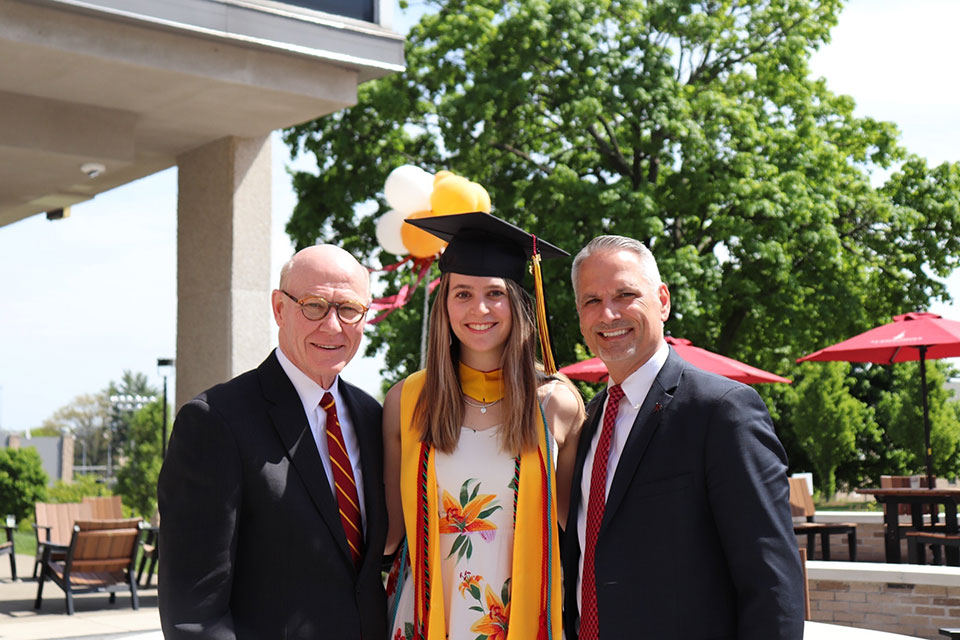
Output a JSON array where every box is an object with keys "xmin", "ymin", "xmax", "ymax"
[
  {"xmin": 12, "ymin": 528, "xmax": 36, "ymax": 557},
  {"xmin": 816, "ymin": 500, "xmax": 881, "ymax": 512}
]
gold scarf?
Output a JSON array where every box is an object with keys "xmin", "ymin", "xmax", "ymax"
[
  {"xmin": 399, "ymin": 369, "xmax": 562, "ymax": 640},
  {"xmin": 458, "ymin": 362, "xmax": 505, "ymax": 403}
]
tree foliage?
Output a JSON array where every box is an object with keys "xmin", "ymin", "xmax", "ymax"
[
  {"xmin": 874, "ymin": 361, "xmax": 960, "ymax": 480},
  {"xmin": 787, "ymin": 362, "xmax": 877, "ymax": 498},
  {"xmin": 116, "ymin": 399, "xmax": 165, "ymax": 518},
  {"xmin": 0, "ymin": 447, "xmax": 48, "ymax": 522},
  {"xmin": 107, "ymin": 370, "xmax": 159, "ymax": 456},
  {"xmin": 40, "ymin": 392, "xmax": 112, "ymax": 467},
  {"xmin": 48, "ymin": 474, "xmax": 112, "ymax": 503},
  {"xmin": 284, "ymin": 0, "xmax": 960, "ymax": 392}
]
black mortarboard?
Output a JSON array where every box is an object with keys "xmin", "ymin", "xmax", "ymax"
[
  {"xmin": 405, "ymin": 211, "xmax": 569, "ymax": 373},
  {"xmin": 404, "ymin": 211, "xmax": 568, "ymax": 283}
]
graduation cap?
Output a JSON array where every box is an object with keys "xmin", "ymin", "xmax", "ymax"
[{"xmin": 405, "ymin": 211, "xmax": 569, "ymax": 373}]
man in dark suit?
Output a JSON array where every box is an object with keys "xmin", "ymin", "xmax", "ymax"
[
  {"xmin": 563, "ymin": 235, "xmax": 804, "ymax": 639},
  {"xmin": 158, "ymin": 244, "xmax": 387, "ymax": 639}
]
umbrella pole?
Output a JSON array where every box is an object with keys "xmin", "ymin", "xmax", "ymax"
[{"xmin": 919, "ymin": 346, "xmax": 934, "ymax": 490}]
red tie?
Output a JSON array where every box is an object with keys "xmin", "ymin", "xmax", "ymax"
[
  {"xmin": 321, "ymin": 392, "xmax": 363, "ymax": 568},
  {"xmin": 580, "ymin": 384, "xmax": 625, "ymax": 640}
]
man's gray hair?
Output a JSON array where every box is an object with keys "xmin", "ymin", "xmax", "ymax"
[{"xmin": 571, "ymin": 235, "xmax": 662, "ymax": 300}]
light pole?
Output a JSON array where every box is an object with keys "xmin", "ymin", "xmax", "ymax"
[{"xmin": 157, "ymin": 358, "xmax": 175, "ymax": 458}]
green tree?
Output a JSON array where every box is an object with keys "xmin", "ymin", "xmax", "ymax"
[
  {"xmin": 788, "ymin": 362, "xmax": 877, "ymax": 499},
  {"xmin": 284, "ymin": 0, "xmax": 960, "ymax": 392},
  {"xmin": 0, "ymin": 447, "xmax": 48, "ymax": 522},
  {"xmin": 107, "ymin": 370, "xmax": 159, "ymax": 458},
  {"xmin": 875, "ymin": 361, "xmax": 960, "ymax": 481},
  {"xmin": 116, "ymin": 399, "xmax": 165, "ymax": 518}
]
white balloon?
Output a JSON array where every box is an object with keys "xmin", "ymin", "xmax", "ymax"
[
  {"xmin": 375, "ymin": 208, "xmax": 410, "ymax": 256},
  {"xmin": 384, "ymin": 165, "xmax": 433, "ymax": 214}
]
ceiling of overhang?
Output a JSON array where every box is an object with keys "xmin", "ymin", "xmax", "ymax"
[{"xmin": 0, "ymin": 0, "xmax": 405, "ymax": 227}]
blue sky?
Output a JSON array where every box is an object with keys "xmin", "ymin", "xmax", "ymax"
[{"xmin": 1, "ymin": 0, "xmax": 958, "ymax": 431}]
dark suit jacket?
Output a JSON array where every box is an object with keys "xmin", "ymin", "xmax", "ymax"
[
  {"xmin": 562, "ymin": 349, "xmax": 804, "ymax": 640},
  {"xmin": 158, "ymin": 352, "xmax": 387, "ymax": 640}
]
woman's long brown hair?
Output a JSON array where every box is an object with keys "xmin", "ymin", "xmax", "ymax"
[{"xmin": 412, "ymin": 273, "xmax": 542, "ymax": 455}]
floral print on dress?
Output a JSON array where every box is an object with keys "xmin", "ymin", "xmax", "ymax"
[
  {"xmin": 440, "ymin": 478, "xmax": 501, "ymax": 562},
  {"xmin": 460, "ymin": 572, "xmax": 511, "ymax": 640}
]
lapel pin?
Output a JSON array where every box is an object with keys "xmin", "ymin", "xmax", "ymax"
[{"xmin": 654, "ymin": 402, "xmax": 663, "ymax": 413}]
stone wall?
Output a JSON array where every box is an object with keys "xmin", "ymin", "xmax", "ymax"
[{"xmin": 807, "ymin": 561, "xmax": 960, "ymax": 639}]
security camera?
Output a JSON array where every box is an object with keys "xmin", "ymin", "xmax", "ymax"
[{"xmin": 80, "ymin": 162, "xmax": 106, "ymax": 178}]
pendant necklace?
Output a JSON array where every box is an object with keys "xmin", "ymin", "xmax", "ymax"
[{"xmin": 463, "ymin": 395, "xmax": 501, "ymax": 414}]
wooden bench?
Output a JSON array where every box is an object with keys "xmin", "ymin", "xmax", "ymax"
[
  {"xmin": 35, "ymin": 518, "xmax": 142, "ymax": 615},
  {"xmin": 905, "ymin": 531, "xmax": 960, "ymax": 566}
]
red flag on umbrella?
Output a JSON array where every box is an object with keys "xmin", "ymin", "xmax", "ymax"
[
  {"xmin": 797, "ymin": 311, "xmax": 960, "ymax": 489},
  {"xmin": 559, "ymin": 336, "xmax": 791, "ymax": 385}
]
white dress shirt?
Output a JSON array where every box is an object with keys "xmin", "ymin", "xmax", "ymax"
[
  {"xmin": 275, "ymin": 347, "xmax": 367, "ymax": 533},
  {"xmin": 576, "ymin": 340, "xmax": 669, "ymax": 611}
]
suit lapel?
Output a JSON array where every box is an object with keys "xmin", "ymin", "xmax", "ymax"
[
  {"xmin": 601, "ymin": 350, "xmax": 684, "ymax": 531},
  {"xmin": 258, "ymin": 353, "xmax": 353, "ymax": 564}
]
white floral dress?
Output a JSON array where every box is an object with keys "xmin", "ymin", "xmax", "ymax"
[{"xmin": 390, "ymin": 425, "xmax": 516, "ymax": 640}]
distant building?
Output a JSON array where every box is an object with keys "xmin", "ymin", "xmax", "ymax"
[{"xmin": 1, "ymin": 432, "xmax": 74, "ymax": 485}]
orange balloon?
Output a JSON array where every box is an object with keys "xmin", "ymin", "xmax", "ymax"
[
  {"xmin": 431, "ymin": 175, "xmax": 481, "ymax": 215},
  {"xmin": 401, "ymin": 209, "xmax": 448, "ymax": 258}
]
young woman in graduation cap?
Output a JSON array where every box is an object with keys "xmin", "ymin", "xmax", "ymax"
[{"xmin": 383, "ymin": 212, "xmax": 585, "ymax": 640}]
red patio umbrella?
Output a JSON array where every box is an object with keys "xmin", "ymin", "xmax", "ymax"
[
  {"xmin": 559, "ymin": 335, "xmax": 792, "ymax": 385},
  {"xmin": 797, "ymin": 312, "xmax": 960, "ymax": 489}
]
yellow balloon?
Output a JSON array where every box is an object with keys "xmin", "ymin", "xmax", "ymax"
[
  {"xmin": 472, "ymin": 182, "xmax": 491, "ymax": 213},
  {"xmin": 433, "ymin": 170, "xmax": 455, "ymax": 186},
  {"xmin": 431, "ymin": 175, "xmax": 481, "ymax": 215},
  {"xmin": 401, "ymin": 210, "xmax": 448, "ymax": 258}
]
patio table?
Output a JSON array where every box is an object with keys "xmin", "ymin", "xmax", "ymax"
[{"xmin": 856, "ymin": 487, "xmax": 960, "ymax": 564}]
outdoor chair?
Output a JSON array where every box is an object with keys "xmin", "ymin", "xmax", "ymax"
[
  {"xmin": 33, "ymin": 501, "xmax": 94, "ymax": 578},
  {"xmin": 906, "ymin": 530, "xmax": 960, "ymax": 566},
  {"xmin": 799, "ymin": 547, "xmax": 811, "ymax": 620},
  {"xmin": 789, "ymin": 477, "xmax": 858, "ymax": 561},
  {"xmin": 34, "ymin": 518, "xmax": 142, "ymax": 615},
  {"xmin": 137, "ymin": 527, "xmax": 160, "ymax": 587},
  {"xmin": 1, "ymin": 518, "xmax": 15, "ymax": 580},
  {"xmin": 82, "ymin": 496, "xmax": 123, "ymax": 519}
]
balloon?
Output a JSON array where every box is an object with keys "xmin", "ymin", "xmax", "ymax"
[
  {"xmin": 384, "ymin": 165, "xmax": 434, "ymax": 215},
  {"xmin": 431, "ymin": 174, "xmax": 484, "ymax": 215},
  {"xmin": 375, "ymin": 208, "xmax": 410, "ymax": 256},
  {"xmin": 401, "ymin": 209, "xmax": 448, "ymax": 258},
  {"xmin": 433, "ymin": 170, "xmax": 455, "ymax": 186},
  {"xmin": 473, "ymin": 182, "xmax": 491, "ymax": 213}
]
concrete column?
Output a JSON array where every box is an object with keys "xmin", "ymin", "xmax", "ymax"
[
  {"xmin": 176, "ymin": 135, "xmax": 272, "ymax": 410},
  {"xmin": 60, "ymin": 435, "xmax": 74, "ymax": 483}
]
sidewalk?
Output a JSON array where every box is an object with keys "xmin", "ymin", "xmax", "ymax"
[{"xmin": 0, "ymin": 554, "xmax": 161, "ymax": 640}]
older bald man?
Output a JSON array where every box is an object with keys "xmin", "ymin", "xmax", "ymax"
[{"xmin": 159, "ymin": 245, "xmax": 387, "ymax": 640}]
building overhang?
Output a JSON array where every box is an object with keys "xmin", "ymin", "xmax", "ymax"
[{"xmin": 0, "ymin": 0, "xmax": 405, "ymax": 226}]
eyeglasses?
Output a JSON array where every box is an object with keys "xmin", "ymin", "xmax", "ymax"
[{"xmin": 281, "ymin": 290, "xmax": 368, "ymax": 324}]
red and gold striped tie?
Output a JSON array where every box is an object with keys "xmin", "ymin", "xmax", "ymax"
[
  {"xmin": 320, "ymin": 392, "xmax": 363, "ymax": 568},
  {"xmin": 580, "ymin": 384, "xmax": 624, "ymax": 640}
]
